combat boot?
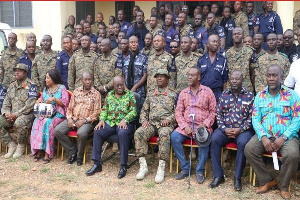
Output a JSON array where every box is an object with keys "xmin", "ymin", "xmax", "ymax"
[
  {"xmin": 4, "ymin": 141, "xmax": 17, "ymax": 159},
  {"xmin": 136, "ymin": 157, "xmax": 148, "ymax": 180},
  {"xmin": 155, "ymin": 160, "xmax": 165, "ymax": 184},
  {"xmin": 12, "ymin": 143, "xmax": 25, "ymax": 158}
]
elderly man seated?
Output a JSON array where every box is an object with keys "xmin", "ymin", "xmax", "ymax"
[
  {"xmin": 85, "ymin": 76, "xmax": 137, "ymax": 179},
  {"xmin": 245, "ymin": 65, "xmax": 300, "ymax": 199},
  {"xmin": 0, "ymin": 63, "xmax": 37, "ymax": 158},
  {"xmin": 55, "ymin": 71, "xmax": 101, "ymax": 166}
]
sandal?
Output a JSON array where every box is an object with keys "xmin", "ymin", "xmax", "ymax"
[
  {"xmin": 33, "ymin": 153, "xmax": 42, "ymax": 162},
  {"xmin": 42, "ymin": 158, "xmax": 50, "ymax": 164}
]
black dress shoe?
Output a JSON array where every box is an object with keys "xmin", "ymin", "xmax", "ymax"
[
  {"xmin": 210, "ymin": 176, "xmax": 225, "ymax": 188},
  {"xmin": 77, "ymin": 159, "xmax": 83, "ymax": 166},
  {"xmin": 67, "ymin": 151, "xmax": 77, "ymax": 164},
  {"xmin": 117, "ymin": 166, "xmax": 127, "ymax": 179},
  {"xmin": 85, "ymin": 164, "xmax": 102, "ymax": 176},
  {"xmin": 234, "ymin": 178, "xmax": 242, "ymax": 191}
]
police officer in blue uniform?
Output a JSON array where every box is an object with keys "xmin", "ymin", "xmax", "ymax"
[
  {"xmin": 206, "ymin": 13, "xmax": 226, "ymax": 50},
  {"xmin": 56, "ymin": 36, "xmax": 73, "ymax": 89},
  {"xmin": 194, "ymin": 13, "xmax": 208, "ymax": 54},
  {"xmin": 19, "ymin": 40, "xmax": 36, "ymax": 79},
  {"xmin": 197, "ymin": 34, "xmax": 228, "ymax": 101},
  {"xmin": 254, "ymin": 1, "xmax": 283, "ymax": 50},
  {"xmin": 164, "ymin": 14, "xmax": 180, "ymax": 53},
  {"xmin": 118, "ymin": 10, "xmax": 132, "ymax": 34}
]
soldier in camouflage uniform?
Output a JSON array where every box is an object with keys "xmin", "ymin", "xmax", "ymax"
[
  {"xmin": 254, "ymin": 33, "xmax": 290, "ymax": 93},
  {"xmin": 232, "ymin": 1, "xmax": 249, "ymax": 36},
  {"xmin": 175, "ymin": 36, "xmax": 201, "ymax": 93},
  {"xmin": 147, "ymin": 35, "xmax": 176, "ymax": 92},
  {"xmin": 26, "ymin": 33, "xmax": 42, "ymax": 55},
  {"xmin": 90, "ymin": 38, "xmax": 121, "ymax": 102},
  {"xmin": 293, "ymin": 10, "xmax": 300, "ymax": 34},
  {"xmin": 31, "ymin": 35, "xmax": 58, "ymax": 92},
  {"xmin": 135, "ymin": 69, "xmax": 176, "ymax": 184},
  {"xmin": 91, "ymin": 12, "xmax": 104, "ymax": 35},
  {"xmin": 146, "ymin": 15, "xmax": 163, "ymax": 37},
  {"xmin": 68, "ymin": 35, "xmax": 98, "ymax": 92},
  {"xmin": 62, "ymin": 15, "xmax": 76, "ymax": 37},
  {"xmin": 0, "ymin": 32, "xmax": 24, "ymax": 88},
  {"xmin": 0, "ymin": 64, "xmax": 37, "ymax": 159},
  {"xmin": 141, "ymin": 33, "xmax": 156, "ymax": 57},
  {"xmin": 177, "ymin": 12, "xmax": 194, "ymax": 38},
  {"xmin": 226, "ymin": 27, "xmax": 254, "ymax": 92}
]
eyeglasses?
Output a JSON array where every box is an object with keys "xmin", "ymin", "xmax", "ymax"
[{"xmin": 170, "ymin": 46, "xmax": 178, "ymax": 48}]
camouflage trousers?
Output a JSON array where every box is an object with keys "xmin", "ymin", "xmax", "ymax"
[
  {"xmin": 0, "ymin": 114, "xmax": 33, "ymax": 145},
  {"xmin": 134, "ymin": 124, "xmax": 173, "ymax": 161}
]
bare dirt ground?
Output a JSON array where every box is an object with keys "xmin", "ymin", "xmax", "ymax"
[{"xmin": 0, "ymin": 145, "xmax": 299, "ymax": 200}]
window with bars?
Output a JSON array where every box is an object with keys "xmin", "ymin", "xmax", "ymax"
[
  {"xmin": 115, "ymin": 1, "xmax": 134, "ymax": 22},
  {"xmin": 0, "ymin": 1, "xmax": 33, "ymax": 28}
]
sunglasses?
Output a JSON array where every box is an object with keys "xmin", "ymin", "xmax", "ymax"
[{"xmin": 170, "ymin": 46, "xmax": 178, "ymax": 48}]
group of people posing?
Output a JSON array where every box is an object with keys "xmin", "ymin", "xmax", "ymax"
[{"xmin": 0, "ymin": 1, "xmax": 300, "ymax": 199}]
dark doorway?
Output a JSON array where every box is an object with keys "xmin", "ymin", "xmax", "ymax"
[
  {"xmin": 115, "ymin": 1, "xmax": 135, "ymax": 22},
  {"xmin": 76, "ymin": 1, "xmax": 95, "ymax": 24}
]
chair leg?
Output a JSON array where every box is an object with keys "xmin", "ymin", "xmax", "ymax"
[
  {"xmin": 253, "ymin": 172, "xmax": 256, "ymax": 186},
  {"xmin": 56, "ymin": 141, "xmax": 60, "ymax": 158},
  {"xmin": 176, "ymin": 159, "xmax": 179, "ymax": 173},
  {"xmin": 83, "ymin": 145, "xmax": 87, "ymax": 165},
  {"xmin": 151, "ymin": 145, "xmax": 155, "ymax": 160},
  {"xmin": 61, "ymin": 147, "xmax": 64, "ymax": 161},
  {"xmin": 205, "ymin": 162, "xmax": 207, "ymax": 177},
  {"xmin": 169, "ymin": 146, "xmax": 173, "ymax": 173},
  {"xmin": 249, "ymin": 166, "xmax": 253, "ymax": 183}
]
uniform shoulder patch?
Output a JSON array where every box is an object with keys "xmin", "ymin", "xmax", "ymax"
[
  {"xmin": 28, "ymin": 84, "xmax": 38, "ymax": 98},
  {"xmin": 279, "ymin": 52, "xmax": 288, "ymax": 58}
]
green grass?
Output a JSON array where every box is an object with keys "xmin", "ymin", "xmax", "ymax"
[
  {"xmin": 144, "ymin": 182, "xmax": 155, "ymax": 189},
  {"xmin": 40, "ymin": 167, "xmax": 50, "ymax": 173},
  {"xmin": 0, "ymin": 180, "xmax": 7, "ymax": 187},
  {"xmin": 7, "ymin": 158, "xmax": 17, "ymax": 162},
  {"xmin": 50, "ymin": 173, "xmax": 77, "ymax": 182},
  {"xmin": 20, "ymin": 163, "xmax": 30, "ymax": 171}
]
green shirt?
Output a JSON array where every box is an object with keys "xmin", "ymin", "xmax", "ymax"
[{"xmin": 99, "ymin": 90, "xmax": 137, "ymax": 126}]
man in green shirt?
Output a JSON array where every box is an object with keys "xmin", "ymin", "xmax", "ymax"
[{"xmin": 86, "ymin": 76, "xmax": 137, "ymax": 179}]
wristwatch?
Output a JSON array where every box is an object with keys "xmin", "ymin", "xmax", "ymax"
[
  {"xmin": 282, "ymin": 135, "xmax": 288, "ymax": 141},
  {"xmin": 84, "ymin": 118, "xmax": 88, "ymax": 124}
]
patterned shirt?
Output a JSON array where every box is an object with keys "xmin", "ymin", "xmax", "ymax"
[
  {"xmin": 217, "ymin": 87, "xmax": 254, "ymax": 132},
  {"xmin": 175, "ymin": 85, "xmax": 216, "ymax": 136},
  {"xmin": 252, "ymin": 85, "xmax": 300, "ymax": 141},
  {"xmin": 66, "ymin": 87, "xmax": 101, "ymax": 122},
  {"xmin": 100, "ymin": 90, "xmax": 137, "ymax": 127}
]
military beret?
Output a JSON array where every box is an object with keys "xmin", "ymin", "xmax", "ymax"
[
  {"xmin": 13, "ymin": 63, "xmax": 29, "ymax": 72},
  {"xmin": 154, "ymin": 69, "xmax": 170, "ymax": 79}
]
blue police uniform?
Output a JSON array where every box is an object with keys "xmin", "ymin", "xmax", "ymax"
[
  {"xmin": 0, "ymin": 84, "xmax": 7, "ymax": 113},
  {"xmin": 164, "ymin": 27, "xmax": 180, "ymax": 53},
  {"xmin": 90, "ymin": 33, "xmax": 98, "ymax": 44},
  {"xmin": 197, "ymin": 53, "xmax": 229, "ymax": 101},
  {"xmin": 174, "ymin": 14, "xmax": 179, "ymax": 27},
  {"xmin": 126, "ymin": 23, "xmax": 149, "ymax": 50},
  {"xmin": 207, "ymin": 23, "xmax": 226, "ymax": 41},
  {"xmin": 120, "ymin": 21, "xmax": 132, "ymax": 34},
  {"xmin": 18, "ymin": 53, "xmax": 33, "ymax": 78},
  {"xmin": 220, "ymin": 17, "xmax": 235, "ymax": 49},
  {"xmin": 248, "ymin": 12, "xmax": 257, "ymax": 37},
  {"xmin": 195, "ymin": 26, "xmax": 208, "ymax": 50},
  {"xmin": 56, "ymin": 50, "xmax": 71, "ymax": 89},
  {"xmin": 255, "ymin": 11, "xmax": 283, "ymax": 49}
]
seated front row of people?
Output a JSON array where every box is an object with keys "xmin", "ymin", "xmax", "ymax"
[{"xmin": 0, "ymin": 65, "xmax": 298, "ymax": 199}]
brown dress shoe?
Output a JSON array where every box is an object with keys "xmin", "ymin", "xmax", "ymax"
[
  {"xmin": 256, "ymin": 179, "xmax": 277, "ymax": 194},
  {"xmin": 280, "ymin": 189, "xmax": 291, "ymax": 199}
]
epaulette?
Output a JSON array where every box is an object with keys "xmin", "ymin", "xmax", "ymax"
[
  {"xmin": 163, "ymin": 51, "xmax": 172, "ymax": 57},
  {"xmin": 74, "ymin": 49, "xmax": 81, "ymax": 54},
  {"xmin": 192, "ymin": 52, "xmax": 202, "ymax": 58},
  {"xmin": 279, "ymin": 52, "xmax": 288, "ymax": 58}
]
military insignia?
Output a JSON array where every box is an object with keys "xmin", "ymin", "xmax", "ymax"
[{"xmin": 28, "ymin": 84, "xmax": 38, "ymax": 98}]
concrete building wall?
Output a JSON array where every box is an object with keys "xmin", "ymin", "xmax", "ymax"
[{"xmin": 95, "ymin": 1, "xmax": 115, "ymax": 26}]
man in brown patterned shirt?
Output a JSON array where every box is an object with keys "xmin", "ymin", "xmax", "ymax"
[{"xmin": 55, "ymin": 71, "xmax": 101, "ymax": 166}]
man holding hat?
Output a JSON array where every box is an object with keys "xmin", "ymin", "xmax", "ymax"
[
  {"xmin": 171, "ymin": 67, "xmax": 216, "ymax": 184},
  {"xmin": 0, "ymin": 63, "xmax": 37, "ymax": 158},
  {"xmin": 210, "ymin": 70, "xmax": 254, "ymax": 191},
  {"xmin": 134, "ymin": 69, "xmax": 176, "ymax": 184}
]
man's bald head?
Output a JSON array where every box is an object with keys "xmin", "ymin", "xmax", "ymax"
[
  {"xmin": 101, "ymin": 38, "xmax": 111, "ymax": 46},
  {"xmin": 129, "ymin": 35, "xmax": 138, "ymax": 42}
]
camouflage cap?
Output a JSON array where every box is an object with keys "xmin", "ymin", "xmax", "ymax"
[
  {"xmin": 13, "ymin": 63, "xmax": 29, "ymax": 73},
  {"xmin": 154, "ymin": 69, "xmax": 170, "ymax": 79}
]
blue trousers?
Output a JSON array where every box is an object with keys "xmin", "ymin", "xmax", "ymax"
[
  {"xmin": 210, "ymin": 128, "xmax": 253, "ymax": 179},
  {"xmin": 91, "ymin": 122, "xmax": 133, "ymax": 166},
  {"xmin": 171, "ymin": 130, "xmax": 209, "ymax": 174}
]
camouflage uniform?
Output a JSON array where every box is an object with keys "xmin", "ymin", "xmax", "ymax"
[
  {"xmin": 293, "ymin": 10, "xmax": 300, "ymax": 33},
  {"xmin": 175, "ymin": 52, "xmax": 201, "ymax": 93},
  {"xmin": 111, "ymin": 47, "xmax": 121, "ymax": 55},
  {"xmin": 0, "ymin": 72, "xmax": 37, "ymax": 145},
  {"xmin": 134, "ymin": 84, "xmax": 176, "ymax": 160},
  {"xmin": 0, "ymin": 48, "xmax": 24, "ymax": 87},
  {"xmin": 226, "ymin": 45, "xmax": 254, "ymax": 91},
  {"xmin": 147, "ymin": 51, "xmax": 175, "ymax": 91},
  {"xmin": 233, "ymin": 11, "xmax": 249, "ymax": 36},
  {"xmin": 146, "ymin": 25, "xmax": 164, "ymax": 37},
  {"xmin": 91, "ymin": 22, "xmax": 100, "ymax": 35},
  {"xmin": 31, "ymin": 50, "xmax": 58, "ymax": 92},
  {"xmin": 178, "ymin": 24, "xmax": 194, "ymax": 38},
  {"xmin": 62, "ymin": 26, "xmax": 76, "ymax": 37},
  {"xmin": 67, "ymin": 49, "xmax": 98, "ymax": 92},
  {"xmin": 90, "ymin": 52, "xmax": 122, "ymax": 102},
  {"xmin": 141, "ymin": 46, "xmax": 156, "ymax": 57},
  {"xmin": 254, "ymin": 51, "xmax": 290, "ymax": 93},
  {"xmin": 203, "ymin": 19, "xmax": 209, "ymax": 29},
  {"xmin": 250, "ymin": 49, "xmax": 266, "ymax": 92}
]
